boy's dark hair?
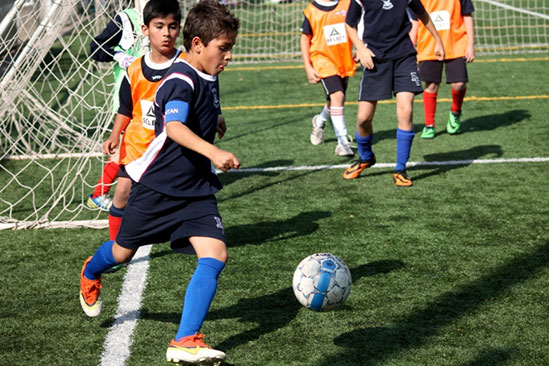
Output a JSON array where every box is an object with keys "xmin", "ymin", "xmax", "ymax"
[
  {"xmin": 143, "ymin": 0, "xmax": 182, "ymax": 26},
  {"xmin": 183, "ymin": 0, "xmax": 239, "ymax": 51}
]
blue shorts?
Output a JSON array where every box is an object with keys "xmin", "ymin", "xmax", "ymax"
[
  {"xmin": 116, "ymin": 182, "xmax": 225, "ymax": 251},
  {"xmin": 358, "ymin": 54, "xmax": 423, "ymax": 101},
  {"xmin": 320, "ymin": 75, "xmax": 349, "ymax": 101},
  {"xmin": 418, "ymin": 57, "xmax": 468, "ymax": 84}
]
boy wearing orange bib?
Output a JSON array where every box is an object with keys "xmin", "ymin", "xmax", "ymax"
[
  {"xmin": 301, "ymin": 0, "xmax": 356, "ymax": 156},
  {"xmin": 413, "ymin": 0, "xmax": 475, "ymax": 138}
]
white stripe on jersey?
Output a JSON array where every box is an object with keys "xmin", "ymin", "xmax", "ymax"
[
  {"xmin": 125, "ymin": 129, "xmax": 168, "ymax": 182},
  {"xmin": 154, "ymin": 73, "xmax": 195, "ymax": 106}
]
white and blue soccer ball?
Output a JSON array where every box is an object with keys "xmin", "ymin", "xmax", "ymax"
[{"xmin": 292, "ymin": 253, "xmax": 352, "ymax": 311}]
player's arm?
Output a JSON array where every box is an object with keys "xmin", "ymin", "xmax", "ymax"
[
  {"xmin": 103, "ymin": 76, "xmax": 132, "ymax": 154},
  {"xmin": 166, "ymin": 121, "xmax": 239, "ymax": 172},
  {"xmin": 103, "ymin": 113, "xmax": 131, "ymax": 154},
  {"xmin": 463, "ymin": 14, "xmax": 475, "ymax": 62},
  {"xmin": 300, "ymin": 34, "xmax": 320, "ymax": 84},
  {"xmin": 163, "ymin": 100, "xmax": 239, "ymax": 172},
  {"xmin": 90, "ymin": 15, "xmax": 123, "ymax": 62},
  {"xmin": 345, "ymin": 1, "xmax": 375, "ymax": 69},
  {"xmin": 217, "ymin": 116, "xmax": 227, "ymax": 139},
  {"xmin": 416, "ymin": 11, "xmax": 445, "ymax": 60}
]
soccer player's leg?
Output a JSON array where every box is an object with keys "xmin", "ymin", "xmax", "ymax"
[
  {"xmin": 79, "ymin": 241, "xmax": 134, "ymax": 317},
  {"xmin": 446, "ymin": 58, "xmax": 469, "ymax": 135},
  {"xmin": 166, "ymin": 199, "xmax": 228, "ymax": 365},
  {"xmin": 343, "ymin": 101, "xmax": 377, "ymax": 180},
  {"xmin": 394, "ymin": 91, "xmax": 416, "ymax": 187}
]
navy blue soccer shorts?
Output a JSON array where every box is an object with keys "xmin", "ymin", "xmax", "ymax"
[
  {"xmin": 115, "ymin": 182, "xmax": 225, "ymax": 251},
  {"xmin": 320, "ymin": 75, "xmax": 349, "ymax": 101},
  {"xmin": 358, "ymin": 54, "xmax": 423, "ymax": 101},
  {"xmin": 418, "ymin": 57, "xmax": 468, "ymax": 84}
]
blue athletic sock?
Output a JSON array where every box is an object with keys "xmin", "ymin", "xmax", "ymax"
[
  {"xmin": 355, "ymin": 131, "xmax": 373, "ymax": 161},
  {"xmin": 175, "ymin": 257, "xmax": 225, "ymax": 340},
  {"xmin": 395, "ymin": 128, "xmax": 415, "ymax": 171},
  {"xmin": 84, "ymin": 240, "xmax": 118, "ymax": 280}
]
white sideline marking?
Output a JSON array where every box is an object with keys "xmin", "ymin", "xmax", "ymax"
[
  {"xmin": 1, "ymin": 157, "xmax": 548, "ymax": 231},
  {"xmin": 100, "ymin": 245, "xmax": 152, "ymax": 366},
  {"xmin": 477, "ymin": 0, "xmax": 549, "ymax": 20},
  {"xmin": 219, "ymin": 157, "xmax": 549, "ymax": 173},
  {"xmin": 79, "ymin": 156, "xmax": 548, "ymax": 363}
]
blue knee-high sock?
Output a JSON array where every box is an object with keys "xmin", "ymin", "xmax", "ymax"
[
  {"xmin": 395, "ymin": 128, "xmax": 415, "ymax": 171},
  {"xmin": 355, "ymin": 131, "xmax": 373, "ymax": 161},
  {"xmin": 84, "ymin": 240, "xmax": 118, "ymax": 280},
  {"xmin": 175, "ymin": 257, "xmax": 225, "ymax": 340}
]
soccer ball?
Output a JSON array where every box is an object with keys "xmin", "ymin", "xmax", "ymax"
[{"xmin": 292, "ymin": 253, "xmax": 352, "ymax": 311}]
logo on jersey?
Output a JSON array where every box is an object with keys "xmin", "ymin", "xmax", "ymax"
[
  {"xmin": 430, "ymin": 11, "xmax": 450, "ymax": 31},
  {"xmin": 410, "ymin": 72, "xmax": 420, "ymax": 87},
  {"xmin": 212, "ymin": 87, "xmax": 220, "ymax": 109},
  {"xmin": 323, "ymin": 23, "xmax": 347, "ymax": 46},
  {"xmin": 214, "ymin": 216, "xmax": 224, "ymax": 234},
  {"xmin": 381, "ymin": 0, "xmax": 394, "ymax": 10},
  {"xmin": 140, "ymin": 100, "xmax": 156, "ymax": 130}
]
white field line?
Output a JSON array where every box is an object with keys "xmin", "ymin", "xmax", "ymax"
[
  {"xmin": 477, "ymin": 0, "xmax": 549, "ymax": 20},
  {"xmin": 80, "ymin": 156, "xmax": 548, "ymax": 364},
  {"xmin": 100, "ymin": 245, "xmax": 152, "ymax": 366},
  {"xmin": 0, "ymin": 157, "xmax": 547, "ymax": 231}
]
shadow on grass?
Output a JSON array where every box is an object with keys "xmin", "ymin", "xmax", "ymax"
[
  {"xmin": 138, "ymin": 260, "xmax": 404, "ymax": 354},
  {"xmin": 207, "ymin": 259, "xmax": 405, "ymax": 352},
  {"xmin": 410, "ymin": 144, "xmax": 503, "ymax": 182},
  {"xmin": 225, "ymin": 210, "xmax": 331, "ymax": 247},
  {"xmin": 459, "ymin": 348, "xmax": 515, "ymax": 366},
  {"xmin": 363, "ymin": 109, "xmax": 530, "ymax": 144},
  {"xmin": 316, "ymin": 242, "xmax": 548, "ymax": 366}
]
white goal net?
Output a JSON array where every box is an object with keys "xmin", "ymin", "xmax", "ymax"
[{"xmin": 0, "ymin": 0, "xmax": 547, "ymax": 229}]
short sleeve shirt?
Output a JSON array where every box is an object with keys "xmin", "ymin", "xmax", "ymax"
[
  {"xmin": 346, "ymin": 0, "xmax": 426, "ymax": 61},
  {"xmin": 125, "ymin": 59, "xmax": 223, "ymax": 197}
]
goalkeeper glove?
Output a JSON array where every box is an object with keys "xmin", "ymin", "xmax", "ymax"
[{"xmin": 113, "ymin": 52, "xmax": 136, "ymax": 69}]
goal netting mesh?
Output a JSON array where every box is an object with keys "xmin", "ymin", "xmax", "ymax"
[{"xmin": 0, "ymin": 0, "xmax": 547, "ymax": 229}]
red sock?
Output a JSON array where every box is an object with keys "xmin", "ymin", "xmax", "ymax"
[
  {"xmin": 451, "ymin": 88, "xmax": 466, "ymax": 114},
  {"xmin": 92, "ymin": 161, "xmax": 121, "ymax": 198},
  {"xmin": 423, "ymin": 91, "xmax": 437, "ymax": 127},
  {"xmin": 108, "ymin": 214, "xmax": 122, "ymax": 241}
]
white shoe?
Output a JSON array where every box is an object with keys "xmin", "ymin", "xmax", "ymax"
[
  {"xmin": 335, "ymin": 143, "xmax": 354, "ymax": 157},
  {"xmin": 166, "ymin": 333, "xmax": 225, "ymax": 365},
  {"xmin": 310, "ymin": 115, "xmax": 324, "ymax": 145}
]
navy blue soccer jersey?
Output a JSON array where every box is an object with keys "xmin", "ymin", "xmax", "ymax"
[
  {"xmin": 346, "ymin": 0, "xmax": 426, "ymax": 61},
  {"xmin": 125, "ymin": 59, "xmax": 223, "ymax": 197}
]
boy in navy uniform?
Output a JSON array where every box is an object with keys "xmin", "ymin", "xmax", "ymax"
[
  {"xmin": 343, "ymin": 0, "xmax": 445, "ymax": 186},
  {"xmin": 79, "ymin": 1, "xmax": 240, "ymax": 364}
]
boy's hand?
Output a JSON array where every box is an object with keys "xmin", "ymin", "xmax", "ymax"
[
  {"xmin": 305, "ymin": 64, "xmax": 320, "ymax": 84},
  {"xmin": 212, "ymin": 148, "xmax": 240, "ymax": 172},
  {"xmin": 465, "ymin": 44, "xmax": 475, "ymax": 63},
  {"xmin": 357, "ymin": 47, "xmax": 376, "ymax": 70},
  {"xmin": 113, "ymin": 52, "xmax": 136, "ymax": 69},
  {"xmin": 217, "ymin": 116, "xmax": 227, "ymax": 139},
  {"xmin": 103, "ymin": 135, "xmax": 119, "ymax": 155},
  {"xmin": 434, "ymin": 40, "xmax": 445, "ymax": 61}
]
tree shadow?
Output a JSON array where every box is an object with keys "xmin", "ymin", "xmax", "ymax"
[
  {"xmin": 459, "ymin": 348, "xmax": 515, "ymax": 366},
  {"xmin": 139, "ymin": 259, "xmax": 404, "ymax": 353},
  {"xmin": 459, "ymin": 109, "xmax": 531, "ymax": 134},
  {"xmin": 410, "ymin": 144, "xmax": 503, "ymax": 182},
  {"xmin": 225, "ymin": 210, "xmax": 331, "ymax": 247},
  {"xmin": 316, "ymin": 242, "xmax": 548, "ymax": 365}
]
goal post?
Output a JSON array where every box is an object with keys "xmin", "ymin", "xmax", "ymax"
[{"xmin": 0, "ymin": 0, "xmax": 547, "ymax": 229}]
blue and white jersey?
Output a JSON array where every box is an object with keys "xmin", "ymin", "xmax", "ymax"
[
  {"xmin": 126, "ymin": 59, "xmax": 223, "ymax": 197},
  {"xmin": 346, "ymin": 0, "xmax": 426, "ymax": 61}
]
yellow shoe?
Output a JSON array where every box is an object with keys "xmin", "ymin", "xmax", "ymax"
[
  {"xmin": 79, "ymin": 256, "xmax": 102, "ymax": 317},
  {"xmin": 166, "ymin": 333, "xmax": 225, "ymax": 365},
  {"xmin": 343, "ymin": 155, "xmax": 376, "ymax": 180},
  {"xmin": 393, "ymin": 170, "xmax": 413, "ymax": 187}
]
